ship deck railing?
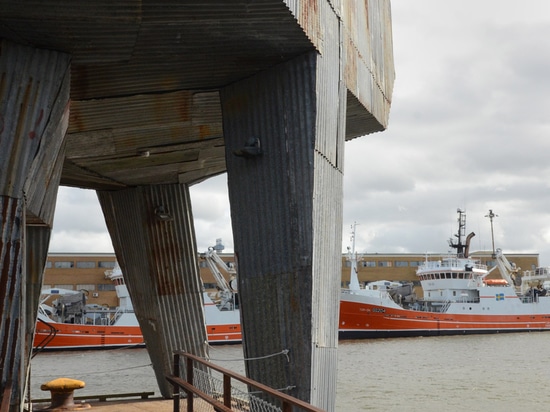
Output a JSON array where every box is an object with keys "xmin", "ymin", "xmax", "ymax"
[
  {"xmin": 167, "ymin": 351, "xmax": 324, "ymax": 412},
  {"xmin": 406, "ymin": 297, "xmax": 481, "ymax": 312},
  {"xmin": 420, "ymin": 258, "xmax": 487, "ymax": 271}
]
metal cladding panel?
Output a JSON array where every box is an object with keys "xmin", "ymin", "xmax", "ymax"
[
  {"xmin": 64, "ymin": 91, "xmax": 225, "ymax": 189},
  {"xmin": 222, "ymin": 48, "xmax": 343, "ymax": 409},
  {"xmin": 0, "ymin": 40, "xmax": 71, "ymax": 199},
  {"xmin": 285, "ymin": 0, "xmax": 324, "ymax": 53},
  {"xmin": 342, "ymin": 0, "xmax": 394, "ymax": 136},
  {"xmin": 24, "ymin": 74, "xmax": 70, "ymax": 226},
  {"xmin": 222, "ymin": 53, "xmax": 318, "ymax": 401},
  {"xmin": 310, "ymin": 155, "xmax": 342, "ymax": 410},
  {"xmin": 310, "ymin": 345, "xmax": 339, "ymax": 410},
  {"xmin": 97, "ymin": 183, "xmax": 207, "ymax": 398},
  {"xmin": 288, "ymin": 0, "xmax": 394, "ymax": 139},
  {"xmin": 0, "ymin": 196, "xmax": 24, "ymax": 409},
  {"xmin": 24, "ymin": 226, "xmax": 50, "ymax": 376},
  {"xmin": 223, "ymin": 53, "xmax": 317, "ymax": 278},
  {"xmin": 313, "ymin": 0, "xmax": 343, "ymax": 168},
  {"xmin": 0, "ymin": 1, "xmax": 142, "ymax": 65},
  {"xmin": 64, "ymin": 1, "xmax": 314, "ymax": 99},
  {"xmin": 68, "ymin": 90, "xmax": 220, "ymax": 134}
]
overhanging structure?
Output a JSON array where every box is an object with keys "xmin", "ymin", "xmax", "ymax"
[{"xmin": 0, "ymin": 2, "xmax": 394, "ymax": 411}]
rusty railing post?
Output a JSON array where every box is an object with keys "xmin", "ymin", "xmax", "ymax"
[{"xmin": 173, "ymin": 352, "xmax": 180, "ymax": 412}]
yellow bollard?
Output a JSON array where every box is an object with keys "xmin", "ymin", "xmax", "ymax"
[{"xmin": 40, "ymin": 378, "xmax": 90, "ymax": 410}]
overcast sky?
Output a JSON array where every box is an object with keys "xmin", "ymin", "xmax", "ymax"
[{"xmin": 49, "ymin": 1, "xmax": 550, "ymax": 266}]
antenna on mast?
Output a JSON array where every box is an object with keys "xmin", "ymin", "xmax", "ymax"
[
  {"xmin": 485, "ymin": 209, "xmax": 498, "ymax": 258},
  {"xmin": 347, "ymin": 222, "xmax": 361, "ymax": 291},
  {"xmin": 448, "ymin": 209, "xmax": 475, "ymax": 257}
]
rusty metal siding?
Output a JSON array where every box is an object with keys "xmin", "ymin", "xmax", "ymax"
[
  {"xmin": 0, "ymin": 40, "xmax": 70, "ymax": 200},
  {"xmin": 311, "ymin": 345, "xmax": 339, "ymax": 409},
  {"xmin": 310, "ymin": 3, "xmax": 343, "ymax": 407},
  {"xmin": 66, "ymin": 1, "xmax": 315, "ymax": 100},
  {"xmin": 97, "ymin": 183, "xmax": 208, "ymax": 398},
  {"xmin": 310, "ymin": 0, "xmax": 345, "ymax": 349},
  {"xmin": 290, "ymin": 0, "xmax": 394, "ymax": 138},
  {"xmin": 24, "ymin": 71, "xmax": 70, "ymax": 226},
  {"xmin": 0, "ymin": 1, "xmax": 142, "ymax": 65},
  {"xmin": 222, "ymin": 37, "xmax": 343, "ymax": 407},
  {"xmin": 0, "ymin": 196, "xmax": 24, "ymax": 409},
  {"xmin": 65, "ymin": 91, "xmax": 224, "ymax": 188},
  {"xmin": 222, "ymin": 52, "xmax": 318, "ymax": 403},
  {"xmin": 286, "ymin": 0, "xmax": 324, "ymax": 54},
  {"xmin": 342, "ymin": 0, "xmax": 394, "ymax": 135},
  {"xmin": 0, "ymin": 40, "xmax": 70, "ymax": 409},
  {"xmin": 313, "ymin": 0, "xmax": 343, "ymax": 168},
  {"xmin": 24, "ymin": 226, "xmax": 51, "ymax": 382}
]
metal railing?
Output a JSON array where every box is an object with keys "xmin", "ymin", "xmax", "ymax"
[{"xmin": 167, "ymin": 351, "xmax": 325, "ymax": 412}]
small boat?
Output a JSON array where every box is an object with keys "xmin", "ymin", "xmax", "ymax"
[
  {"xmin": 339, "ymin": 210, "xmax": 550, "ymax": 339},
  {"xmin": 34, "ymin": 245, "xmax": 241, "ymax": 351}
]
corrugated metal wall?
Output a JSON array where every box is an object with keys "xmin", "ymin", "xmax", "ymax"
[
  {"xmin": 221, "ymin": 2, "xmax": 344, "ymax": 399},
  {"xmin": 287, "ymin": 0, "xmax": 395, "ymax": 138},
  {"xmin": 341, "ymin": 0, "xmax": 394, "ymax": 132},
  {"xmin": 0, "ymin": 196, "xmax": 24, "ymax": 409},
  {"xmin": 0, "ymin": 40, "xmax": 70, "ymax": 410},
  {"xmin": 97, "ymin": 183, "xmax": 208, "ymax": 399},
  {"xmin": 222, "ymin": 50, "xmax": 317, "ymax": 405},
  {"xmin": 310, "ymin": 3, "xmax": 346, "ymax": 407}
]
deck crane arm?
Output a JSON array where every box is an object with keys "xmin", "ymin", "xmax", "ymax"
[
  {"xmin": 494, "ymin": 248, "xmax": 520, "ymax": 286},
  {"xmin": 200, "ymin": 247, "xmax": 237, "ymax": 293},
  {"xmin": 200, "ymin": 247, "xmax": 239, "ymax": 310}
]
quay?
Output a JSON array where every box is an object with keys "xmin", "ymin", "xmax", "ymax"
[
  {"xmin": 32, "ymin": 397, "xmax": 173, "ymax": 412},
  {"xmin": 30, "ymin": 351, "xmax": 325, "ymax": 412}
]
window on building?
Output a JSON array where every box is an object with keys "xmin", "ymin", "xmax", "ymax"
[
  {"xmin": 45, "ymin": 261, "xmax": 52, "ymax": 269},
  {"xmin": 54, "ymin": 261, "xmax": 74, "ymax": 268},
  {"xmin": 98, "ymin": 261, "xmax": 116, "ymax": 269},
  {"xmin": 199, "ymin": 261, "xmax": 208, "ymax": 268},
  {"xmin": 77, "ymin": 284, "xmax": 96, "ymax": 291},
  {"xmin": 378, "ymin": 261, "xmax": 393, "ymax": 267},
  {"xmin": 76, "ymin": 261, "xmax": 96, "ymax": 269},
  {"xmin": 345, "ymin": 261, "xmax": 352, "ymax": 268},
  {"xmin": 409, "ymin": 261, "xmax": 421, "ymax": 267},
  {"xmin": 97, "ymin": 284, "xmax": 116, "ymax": 291},
  {"xmin": 55, "ymin": 284, "xmax": 74, "ymax": 290},
  {"xmin": 395, "ymin": 261, "xmax": 409, "ymax": 267},
  {"xmin": 362, "ymin": 261, "xmax": 376, "ymax": 267}
]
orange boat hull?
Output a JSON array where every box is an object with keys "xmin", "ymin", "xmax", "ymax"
[
  {"xmin": 34, "ymin": 321, "xmax": 242, "ymax": 350},
  {"xmin": 34, "ymin": 321, "xmax": 145, "ymax": 350},
  {"xmin": 339, "ymin": 299, "xmax": 550, "ymax": 339}
]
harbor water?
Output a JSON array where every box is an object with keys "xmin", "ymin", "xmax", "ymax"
[{"xmin": 31, "ymin": 333, "xmax": 550, "ymax": 411}]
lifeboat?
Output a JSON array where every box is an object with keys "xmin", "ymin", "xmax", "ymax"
[{"xmin": 485, "ymin": 279, "xmax": 509, "ymax": 286}]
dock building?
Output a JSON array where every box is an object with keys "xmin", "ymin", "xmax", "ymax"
[{"xmin": 43, "ymin": 251, "xmax": 539, "ymax": 308}]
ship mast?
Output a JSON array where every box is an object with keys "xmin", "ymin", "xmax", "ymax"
[
  {"xmin": 485, "ymin": 209, "xmax": 498, "ymax": 258},
  {"xmin": 448, "ymin": 209, "xmax": 475, "ymax": 258},
  {"xmin": 348, "ymin": 222, "xmax": 361, "ymax": 290}
]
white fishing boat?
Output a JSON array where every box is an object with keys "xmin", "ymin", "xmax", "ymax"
[
  {"xmin": 339, "ymin": 210, "xmax": 550, "ymax": 338},
  {"xmin": 34, "ymin": 244, "xmax": 242, "ymax": 350}
]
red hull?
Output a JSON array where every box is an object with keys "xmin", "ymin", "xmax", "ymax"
[
  {"xmin": 339, "ymin": 300, "xmax": 550, "ymax": 339},
  {"xmin": 34, "ymin": 321, "xmax": 144, "ymax": 350},
  {"xmin": 34, "ymin": 320, "xmax": 242, "ymax": 350}
]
